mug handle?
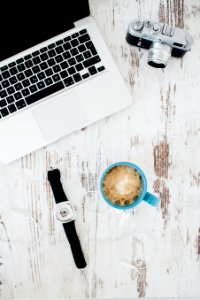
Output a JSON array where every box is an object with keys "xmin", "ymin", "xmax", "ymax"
[{"xmin": 143, "ymin": 192, "xmax": 160, "ymax": 207}]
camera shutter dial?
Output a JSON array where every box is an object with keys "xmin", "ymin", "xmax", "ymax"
[
  {"xmin": 152, "ymin": 23, "xmax": 161, "ymax": 33},
  {"xmin": 132, "ymin": 20, "xmax": 144, "ymax": 31}
]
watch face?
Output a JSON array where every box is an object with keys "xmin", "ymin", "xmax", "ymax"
[{"xmin": 54, "ymin": 201, "xmax": 76, "ymax": 223}]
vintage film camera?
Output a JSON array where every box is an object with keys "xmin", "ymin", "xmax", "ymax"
[{"xmin": 126, "ymin": 20, "xmax": 193, "ymax": 68}]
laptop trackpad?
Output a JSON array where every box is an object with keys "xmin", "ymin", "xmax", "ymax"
[{"xmin": 32, "ymin": 92, "xmax": 88, "ymax": 141}]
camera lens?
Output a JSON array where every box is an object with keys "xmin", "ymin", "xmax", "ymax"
[{"xmin": 147, "ymin": 42, "xmax": 172, "ymax": 68}]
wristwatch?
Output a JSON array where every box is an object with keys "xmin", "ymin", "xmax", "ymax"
[{"xmin": 47, "ymin": 168, "xmax": 86, "ymax": 269}]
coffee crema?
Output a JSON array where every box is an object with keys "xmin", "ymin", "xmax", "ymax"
[{"xmin": 102, "ymin": 165, "xmax": 142, "ymax": 206}]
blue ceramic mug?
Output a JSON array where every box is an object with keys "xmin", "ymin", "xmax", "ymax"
[{"xmin": 100, "ymin": 162, "xmax": 159, "ymax": 210}]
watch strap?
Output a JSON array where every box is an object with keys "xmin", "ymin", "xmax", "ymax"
[
  {"xmin": 47, "ymin": 169, "xmax": 68, "ymax": 203},
  {"xmin": 63, "ymin": 221, "xmax": 87, "ymax": 269},
  {"xmin": 47, "ymin": 168, "xmax": 86, "ymax": 269}
]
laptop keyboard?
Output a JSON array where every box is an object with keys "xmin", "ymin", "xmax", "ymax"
[{"xmin": 0, "ymin": 29, "xmax": 105, "ymax": 119}]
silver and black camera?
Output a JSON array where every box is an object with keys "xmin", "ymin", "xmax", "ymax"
[{"xmin": 126, "ymin": 20, "xmax": 193, "ymax": 68}]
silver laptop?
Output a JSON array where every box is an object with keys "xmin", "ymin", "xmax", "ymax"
[{"xmin": 0, "ymin": 1, "xmax": 132, "ymax": 163}]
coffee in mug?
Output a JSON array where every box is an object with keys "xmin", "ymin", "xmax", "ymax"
[
  {"xmin": 102, "ymin": 165, "xmax": 142, "ymax": 206},
  {"xmin": 100, "ymin": 162, "xmax": 160, "ymax": 209}
]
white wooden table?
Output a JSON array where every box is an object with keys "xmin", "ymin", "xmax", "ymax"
[{"xmin": 0, "ymin": 0, "xmax": 200, "ymax": 299}]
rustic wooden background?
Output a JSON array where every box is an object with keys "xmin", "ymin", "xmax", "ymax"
[{"xmin": 0, "ymin": 0, "xmax": 200, "ymax": 299}]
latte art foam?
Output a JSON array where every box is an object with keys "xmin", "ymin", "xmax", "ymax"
[{"xmin": 102, "ymin": 165, "xmax": 142, "ymax": 206}]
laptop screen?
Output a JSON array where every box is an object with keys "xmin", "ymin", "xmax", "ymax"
[{"xmin": 0, "ymin": 1, "xmax": 89, "ymax": 62}]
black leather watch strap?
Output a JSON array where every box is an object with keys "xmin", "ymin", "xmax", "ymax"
[
  {"xmin": 47, "ymin": 169, "xmax": 68, "ymax": 203},
  {"xmin": 47, "ymin": 168, "xmax": 86, "ymax": 269}
]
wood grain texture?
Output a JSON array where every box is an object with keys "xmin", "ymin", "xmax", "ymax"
[{"xmin": 1, "ymin": 0, "xmax": 200, "ymax": 298}]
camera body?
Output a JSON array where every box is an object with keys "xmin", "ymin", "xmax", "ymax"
[{"xmin": 126, "ymin": 20, "xmax": 193, "ymax": 68}]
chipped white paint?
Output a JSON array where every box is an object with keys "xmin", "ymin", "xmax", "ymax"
[{"xmin": 0, "ymin": 0, "xmax": 200, "ymax": 298}]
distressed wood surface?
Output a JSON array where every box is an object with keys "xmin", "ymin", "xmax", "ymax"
[{"xmin": 1, "ymin": 0, "xmax": 200, "ymax": 298}]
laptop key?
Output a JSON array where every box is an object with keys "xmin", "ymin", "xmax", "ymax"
[
  {"xmin": 0, "ymin": 100, "xmax": 7, "ymax": 107},
  {"xmin": 86, "ymin": 41, "xmax": 97, "ymax": 55},
  {"xmin": 83, "ymin": 56, "xmax": 101, "ymax": 68},
  {"xmin": 61, "ymin": 61, "xmax": 68, "ymax": 69},
  {"xmin": 53, "ymin": 65, "xmax": 61, "ymax": 73},
  {"xmin": 55, "ymin": 46, "xmax": 64, "ymax": 54},
  {"xmin": 83, "ymin": 51, "xmax": 92, "ymax": 59},
  {"xmin": 17, "ymin": 73, "xmax": 25, "ymax": 81},
  {"xmin": 63, "ymin": 51, "xmax": 71, "ymax": 59},
  {"xmin": 40, "ymin": 53, "xmax": 48, "ymax": 61},
  {"xmin": 24, "ymin": 54, "xmax": 32, "ymax": 60},
  {"xmin": 30, "ymin": 85, "xmax": 38, "ymax": 93},
  {"xmin": 78, "ymin": 34, "xmax": 90, "ymax": 43},
  {"xmin": 40, "ymin": 47, "xmax": 47, "ymax": 53},
  {"xmin": 32, "ymin": 66, "xmax": 40, "ymax": 74},
  {"xmin": 47, "ymin": 58, "xmax": 56, "ymax": 66},
  {"xmin": 63, "ymin": 42, "xmax": 71, "ymax": 50},
  {"xmin": 0, "ymin": 90, "xmax": 7, "ymax": 98},
  {"xmin": 2, "ymin": 71, "xmax": 10, "ymax": 79},
  {"xmin": 45, "ymin": 78, "xmax": 53, "ymax": 86},
  {"xmin": 45, "ymin": 68, "xmax": 53, "ymax": 77},
  {"xmin": 55, "ymin": 55, "xmax": 63, "ymax": 63},
  {"xmin": 52, "ymin": 74, "xmax": 61, "ymax": 82},
  {"xmin": 25, "ymin": 69, "xmax": 33, "ymax": 77},
  {"xmin": 14, "ymin": 83, "xmax": 23, "ymax": 91},
  {"xmin": 25, "ymin": 60, "xmax": 33, "ymax": 68},
  {"xmin": 37, "ymin": 82, "xmax": 45, "ymax": 89},
  {"xmin": 22, "ymin": 89, "xmax": 30, "ymax": 97},
  {"xmin": 38, "ymin": 72, "xmax": 46, "ymax": 80},
  {"xmin": 30, "ymin": 75, "xmax": 38, "ymax": 84},
  {"xmin": 14, "ymin": 92, "xmax": 22, "ymax": 100},
  {"xmin": 64, "ymin": 36, "xmax": 71, "ymax": 42},
  {"xmin": 75, "ymin": 63, "xmax": 83, "ymax": 72},
  {"xmin": 76, "ymin": 54, "xmax": 84, "ymax": 62},
  {"xmin": 68, "ymin": 67, "xmax": 76, "ymax": 75},
  {"xmin": 68, "ymin": 58, "xmax": 76, "ymax": 66},
  {"xmin": 33, "ymin": 56, "xmax": 41, "ymax": 65},
  {"xmin": 48, "ymin": 50, "xmax": 56, "ymax": 57},
  {"xmin": 17, "ymin": 64, "xmax": 25, "ymax": 72},
  {"xmin": 32, "ymin": 50, "xmax": 40, "ymax": 57},
  {"xmin": 70, "ymin": 48, "xmax": 79, "ymax": 56},
  {"xmin": 56, "ymin": 40, "xmax": 63, "ymax": 46},
  {"xmin": 16, "ymin": 99, "xmax": 26, "ymax": 109},
  {"xmin": 2, "ymin": 80, "xmax": 10, "ymax": 88},
  {"xmin": 60, "ymin": 70, "xmax": 68, "ymax": 79},
  {"xmin": 0, "ymin": 107, "xmax": 9, "ymax": 117},
  {"xmin": 80, "ymin": 29, "xmax": 87, "ymax": 35},
  {"xmin": 16, "ymin": 58, "xmax": 24, "ymax": 64},
  {"xmin": 40, "ymin": 62, "xmax": 48, "ymax": 70},
  {"xmin": 98, "ymin": 66, "xmax": 105, "ymax": 72},
  {"xmin": 64, "ymin": 77, "xmax": 74, "ymax": 87},
  {"xmin": 73, "ymin": 73, "xmax": 82, "ymax": 82},
  {"xmin": 88, "ymin": 66, "xmax": 97, "ymax": 75},
  {"xmin": 1, "ymin": 66, "xmax": 8, "ymax": 72},
  {"xmin": 72, "ymin": 32, "xmax": 79, "ymax": 38},
  {"xmin": 22, "ymin": 79, "xmax": 30, "ymax": 87},
  {"xmin": 7, "ymin": 96, "xmax": 15, "ymax": 103},
  {"xmin": 8, "ymin": 104, "xmax": 17, "ymax": 113},
  {"xmin": 7, "ymin": 87, "xmax": 15, "ymax": 95},
  {"xmin": 78, "ymin": 44, "xmax": 86, "ymax": 53},
  {"xmin": 10, "ymin": 67, "xmax": 18, "ymax": 75},
  {"xmin": 48, "ymin": 43, "xmax": 55, "ymax": 49},
  {"xmin": 10, "ymin": 76, "xmax": 17, "ymax": 84},
  {"xmin": 82, "ymin": 73, "xmax": 90, "ymax": 79},
  {"xmin": 71, "ymin": 39, "xmax": 79, "ymax": 47},
  {"xmin": 26, "ymin": 81, "xmax": 64, "ymax": 105},
  {"xmin": 9, "ymin": 62, "xmax": 16, "ymax": 67}
]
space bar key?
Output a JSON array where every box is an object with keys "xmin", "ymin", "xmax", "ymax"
[{"xmin": 25, "ymin": 81, "xmax": 65, "ymax": 105}]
